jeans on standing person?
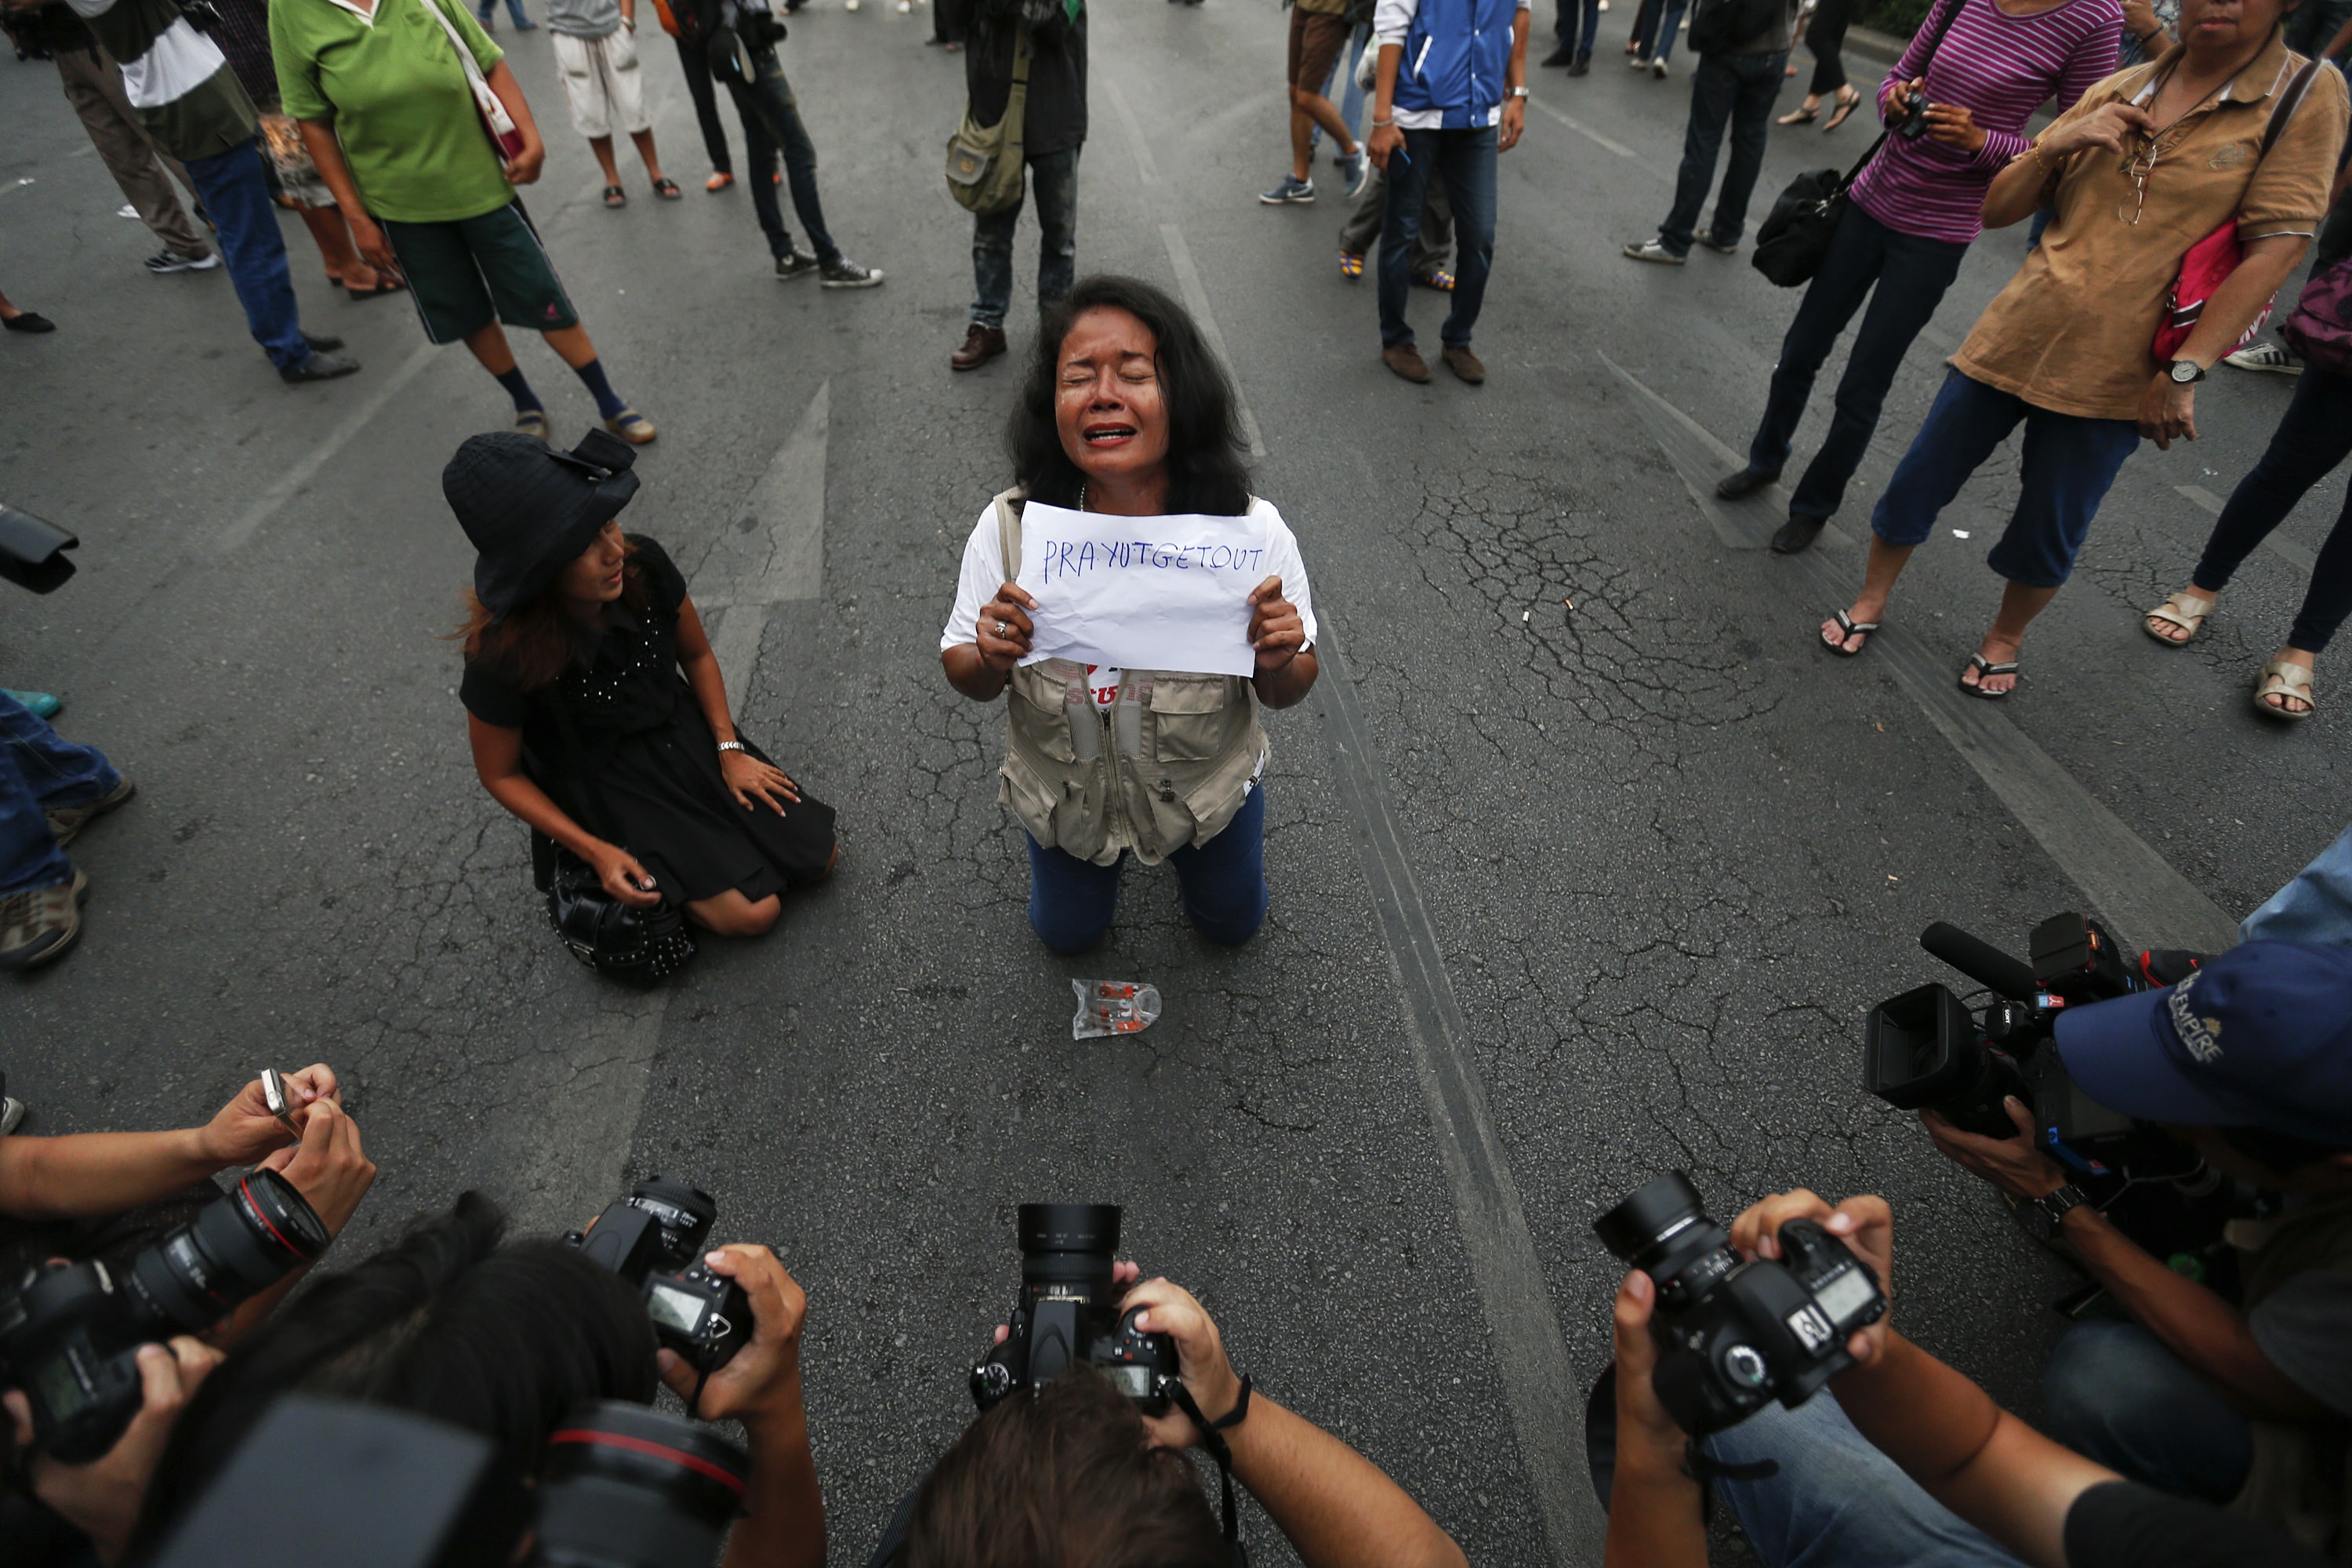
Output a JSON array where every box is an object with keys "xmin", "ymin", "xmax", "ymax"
[
  {"xmin": 1700, "ymin": 1392, "xmax": 2020, "ymax": 1568},
  {"xmin": 1657, "ymin": 51, "xmax": 1788, "ymax": 254},
  {"xmin": 0, "ymin": 695, "xmax": 118, "ymax": 898},
  {"xmin": 179, "ymin": 138, "xmax": 313, "ymax": 372},
  {"xmin": 971, "ymin": 147, "xmax": 1079, "ymax": 331},
  {"xmin": 1634, "ymin": 0, "xmax": 1690, "ymax": 60},
  {"xmin": 1747, "ymin": 202, "xmax": 1968, "ymax": 520},
  {"xmin": 477, "ymin": 0, "xmax": 533, "ymax": 25},
  {"xmin": 2242, "ymin": 818, "xmax": 2352, "ymax": 943},
  {"xmin": 1872, "ymin": 369, "xmax": 2140, "ymax": 587},
  {"xmin": 1378, "ymin": 126, "xmax": 1497, "ymax": 349},
  {"xmin": 1024, "ymin": 780, "xmax": 1269, "ymax": 953},
  {"xmin": 2042, "ymin": 1321, "xmax": 2254, "ymax": 1503},
  {"xmin": 2190, "ymin": 367, "xmax": 2352, "ymax": 654},
  {"xmin": 1556, "ymin": 0, "xmax": 1602, "ymax": 59},
  {"xmin": 728, "ymin": 49, "xmax": 840, "ymax": 263},
  {"xmin": 674, "ymin": 34, "xmax": 734, "ymax": 175}
]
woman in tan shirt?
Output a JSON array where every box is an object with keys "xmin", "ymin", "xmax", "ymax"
[{"xmin": 1818, "ymin": 0, "xmax": 2347, "ymax": 697}]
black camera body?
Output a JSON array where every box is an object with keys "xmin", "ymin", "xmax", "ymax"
[
  {"xmin": 566, "ymin": 1178, "xmax": 752, "ymax": 1376},
  {"xmin": 1864, "ymin": 913, "xmax": 2201, "ymax": 1178},
  {"xmin": 971, "ymin": 1203, "xmax": 1179, "ymax": 1415},
  {"xmin": 1596, "ymin": 1174, "xmax": 1885, "ymax": 1436},
  {"xmin": 0, "ymin": 1171, "xmax": 330, "ymax": 1462},
  {"xmin": 1895, "ymin": 95, "xmax": 1938, "ymax": 138}
]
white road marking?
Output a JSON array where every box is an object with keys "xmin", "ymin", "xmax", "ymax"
[
  {"xmin": 2173, "ymin": 483, "xmax": 2320, "ymax": 574},
  {"xmin": 1102, "ymin": 75, "xmax": 1164, "ymax": 186},
  {"xmin": 693, "ymin": 380, "xmax": 830, "ymax": 716},
  {"xmin": 501, "ymin": 991, "xmax": 672, "ymax": 1233},
  {"xmin": 1605, "ymin": 353, "xmax": 2241, "ymax": 952},
  {"xmin": 1159, "ymin": 223, "xmax": 1269, "ymax": 456},
  {"xmin": 211, "ymin": 343, "xmax": 437, "ymax": 557},
  {"xmin": 1526, "ymin": 93, "xmax": 1646, "ymax": 163}
]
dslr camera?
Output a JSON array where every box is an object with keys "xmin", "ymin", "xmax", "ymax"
[
  {"xmin": 1596, "ymin": 1173, "xmax": 1886, "ymax": 1436},
  {"xmin": 970, "ymin": 1203, "xmax": 1179, "ymax": 1414},
  {"xmin": 1895, "ymin": 93, "xmax": 1939, "ymax": 139},
  {"xmin": 1864, "ymin": 913, "xmax": 2200, "ymax": 1178},
  {"xmin": 565, "ymin": 1178, "xmax": 751, "ymax": 1375},
  {"xmin": 0, "ymin": 1171, "xmax": 331, "ymax": 1461}
]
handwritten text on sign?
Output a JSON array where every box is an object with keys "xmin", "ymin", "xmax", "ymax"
[{"xmin": 1015, "ymin": 503, "xmax": 1270, "ymax": 677}]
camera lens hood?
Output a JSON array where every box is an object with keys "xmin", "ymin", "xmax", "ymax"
[
  {"xmin": 1017, "ymin": 1203, "xmax": 1122, "ymax": 1258},
  {"xmin": 1593, "ymin": 1172, "xmax": 1708, "ymax": 1263},
  {"xmin": 132, "ymin": 1171, "xmax": 330, "ymax": 1332},
  {"xmin": 540, "ymin": 1400, "xmax": 748, "ymax": 1568}
]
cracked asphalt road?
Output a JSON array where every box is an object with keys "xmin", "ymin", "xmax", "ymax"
[{"xmin": 5, "ymin": 5, "xmax": 2351, "ymax": 1561}]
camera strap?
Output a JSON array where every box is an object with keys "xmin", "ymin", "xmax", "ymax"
[{"xmin": 1167, "ymin": 1377, "xmax": 1253, "ymax": 1567}]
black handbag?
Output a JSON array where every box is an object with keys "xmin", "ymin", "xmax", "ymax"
[
  {"xmin": 1750, "ymin": 0, "xmax": 1962, "ymax": 288},
  {"xmin": 535, "ymin": 702, "xmax": 697, "ymax": 988}
]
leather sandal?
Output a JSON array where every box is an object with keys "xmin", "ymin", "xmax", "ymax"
[
  {"xmin": 1822, "ymin": 608, "xmax": 1878, "ymax": 657},
  {"xmin": 2143, "ymin": 589, "xmax": 2215, "ymax": 646},
  {"xmin": 2254, "ymin": 659, "xmax": 2316, "ymax": 720},
  {"xmin": 1823, "ymin": 89, "xmax": 1864, "ymax": 131},
  {"xmin": 1959, "ymin": 652, "xmax": 2020, "ymax": 699},
  {"xmin": 602, "ymin": 184, "xmax": 627, "ymax": 208}
]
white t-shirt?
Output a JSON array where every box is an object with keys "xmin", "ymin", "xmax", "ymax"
[{"xmin": 938, "ymin": 496, "xmax": 1319, "ymax": 711}]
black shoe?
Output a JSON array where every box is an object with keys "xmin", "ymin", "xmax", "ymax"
[
  {"xmin": 1568, "ymin": 55, "xmax": 1591, "ymax": 74},
  {"xmin": 1771, "ymin": 514, "xmax": 1828, "ymax": 554},
  {"xmin": 301, "ymin": 329, "xmax": 345, "ymax": 353},
  {"xmin": 1715, "ymin": 466, "xmax": 1777, "ymax": 500},
  {"xmin": 281, "ymin": 349, "xmax": 361, "ymax": 384},
  {"xmin": 1541, "ymin": 43, "xmax": 1577, "ymax": 65}
]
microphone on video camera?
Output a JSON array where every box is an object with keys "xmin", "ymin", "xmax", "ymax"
[{"xmin": 1920, "ymin": 922, "xmax": 2038, "ymax": 1003}]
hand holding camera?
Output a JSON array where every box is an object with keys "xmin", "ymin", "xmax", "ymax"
[
  {"xmin": 1119, "ymin": 1274, "xmax": 1243, "ymax": 1452},
  {"xmin": 657, "ymin": 1243, "xmax": 807, "ymax": 1425},
  {"xmin": 5, "ymin": 1334, "xmax": 223, "ymax": 1562}
]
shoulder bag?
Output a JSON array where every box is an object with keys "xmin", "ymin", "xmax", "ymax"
[
  {"xmin": 417, "ymin": 0, "xmax": 528, "ymax": 167},
  {"xmin": 2157, "ymin": 55, "xmax": 2326, "ymax": 361},
  {"xmin": 535, "ymin": 697, "xmax": 698, "ymax": 988},
  {"xmin": 946, "ymin": 23, "xmax": 1031, "ymax": 216},
  {"xmin": 1751, "ymin": 0, "xmax": 1964, "ymax": 288}
]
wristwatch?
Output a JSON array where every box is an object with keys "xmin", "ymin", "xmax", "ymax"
[
  {"xmin": 2020, "ymin": 1183, "xmax": 2088, "ymax": 1243},
  {"xmin": 1508, "ymin": 85, "xmax": 1530, "ymax": 97},
  {"xmin": 2168, "ymin": 358, "xmax": 2209, "ymax": 385}
]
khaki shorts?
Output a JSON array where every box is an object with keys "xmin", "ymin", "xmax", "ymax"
[
  {"xmin": 1287, "ymin": 7, "xmax": 1353, "ymax": 93},
  {"xmin": 553, "ymin": 27, "xmax": 652, "ymax": 140}
]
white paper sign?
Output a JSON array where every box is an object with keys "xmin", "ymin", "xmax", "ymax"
[{"xmin": 1014, "ymin": 503, "xmax": 1272, "ymax": 677}]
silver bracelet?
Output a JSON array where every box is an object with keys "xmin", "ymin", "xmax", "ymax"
[{"xmin": 717, "ymin": 741, "xmax": 746, "ymax": 754}]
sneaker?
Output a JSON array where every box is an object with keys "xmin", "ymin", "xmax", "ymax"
[
  {"xmin": 45, "ymin": 776, "xmax": 134, "ymax": 848},
  {"xmin": 2223, "ymin": 339, "xmax": 2300, "ymax": 376},
  {"xmin": 281, "ymin": 349, "xmax": 361, "ymax": 384},
  {"xmin": 0, "ymin": 1092, "xmax": 22, "ymax": 1135},
  {"xmin": 514, "ymin": 407, "xmax": 550, "ymax": 441},
  {"xmin": 1338, "ymin": 151, "xmax": 1370, "ymax": 200},
  {"xmin": 775, "ymin": 249, "xmax": 820, "ymax": 281},
  {"xmin": 819, "ymin": 256, "xmax": 884, "ymax": 288},
  {"xmin": 1259, "ymin": 174, "xmax": 1316, "ymax": 205},
  {"xmin": 0, "ymin": 870, "xmax": 86, "ymax": 972},
  {"xmin": 2, "ymin": 689, "xmax": 62, "ymax": 718},
  {"xmin": 1650, "ymin": 55, "xmax": 1669, "ymax": 77},
  {"xmin": 145, "ymin": 250, "xmax": 219, "ymax": 274},
  {"xmin": 605, "ymin": 408, "xmax": 659, "ymax": 443},
  {"xmin": 1628, "ymin": 51, "xmax": 1647, "ymax": 67},
  {"xmin": 1381, "ymin": 343, "xmax": 1432, "ymax": 383},
  {"xmin": 1568, "ymin": 55, "xmax": 1591, "ymax": 74},
  {"xmin": 1695, "ymin": 231, "xmax": 1739, "ymax": 255},
  {"xmin": 1622, "ymin": 239, "xmax": 1686, "ymax": 264}
]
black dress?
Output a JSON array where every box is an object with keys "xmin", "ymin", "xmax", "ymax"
[{"xmin": 459, "ymin": 536, "xmax": 837, "ymax": 906}]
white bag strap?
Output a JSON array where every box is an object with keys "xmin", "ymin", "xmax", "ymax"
[{"xmin": 418, "ymin": 0, "xmax": 515, "ymax": 129}]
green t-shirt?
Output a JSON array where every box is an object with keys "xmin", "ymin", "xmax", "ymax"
[{"xmin": 270, "ymin": 0, "xmax": 515, "ymax": 223}]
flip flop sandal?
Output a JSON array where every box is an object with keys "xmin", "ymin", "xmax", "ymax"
[
  {"xmin": 1777, "ymin": 103, "xmax": 1821, "ymax": 125},
  {"xmin": 2142, "ymin": 589, "xmax": 2215, "ymax": 646},
  {"xmin": 1959, "ymin": 652, "xmax": 2020, "ymax": 699},
  {"xmin": 1339, "ymin": 249, "xmax": 1365, "ymax": 280},
  {"xmin": 514, "ymin": 407, "xmax": 550, "ymax": 441},
  {"xmin": 1414, "ymin": 268, "xmax": 1457, "ymax": 291},
  {"xmin": 343, "ymin": 274, "xmax": 408, "ymax": 300},
  {"xmin": 602, "ymin": 185, "xmax": 627, "ymax": 208},
  {"xmin": 2254, "ymin": 659, "xmax": 2316, "ymax": 720},
  {"xmin": 1823, "ymin": 90, "xmax": 1864, "ymax": 131},
  {"xmin": 1822, "ymin": 608, "xmax": 1879, "ymax": 657},
  {"xmin": 652, "ymin": 176, "xmax": 683, "ymax": 199}
]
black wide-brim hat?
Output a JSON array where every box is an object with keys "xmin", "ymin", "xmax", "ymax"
[{"xmin": 444, "ymin": 427, "xmax": 644, "ymax": 619}]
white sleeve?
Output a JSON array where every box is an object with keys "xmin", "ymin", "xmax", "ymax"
[
  {"xmin": 939, "ymin": 508, "xmax": 1008, "ymax": 654},
  {"xmin": 1253, "ymin": 499, "xmax": 1319, "ymax": 651},
  {"xmin": 1374, "ymin": 0, "xmax": 1417, "ymax": 50}
]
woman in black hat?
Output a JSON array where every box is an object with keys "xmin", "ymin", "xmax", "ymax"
[{"xmin": 448, "ymin": 428, "xmax": 835, "ymax": 938}]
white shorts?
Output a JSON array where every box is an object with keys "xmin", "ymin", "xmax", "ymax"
[{"xmin": 552, "ymin": 27, "xmax": 651, "ymax": 140}]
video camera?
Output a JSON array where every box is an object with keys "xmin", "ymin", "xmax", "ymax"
[
  {"xmin": 969, "ymin": 1203, "xmax": 1179, "ymax": 1414},
  {"xmin": 0, "ymin": 1171, "xmax": 331, "ymax": 1462},
  {"xmin": 1864, "ymin": 913, "xmax": 2203, "ymax": 1179},
  {"xmin": 146, "ymin": 1395, "xmax": 750, "ymax": 1568},
  {"xmin": 1595, "ymin": 1172, "xmax": 1886, "ymax": 1436},
  {"xmin": 564, "ymin": 1177, "xmax": 752, "ymax": 1376}
]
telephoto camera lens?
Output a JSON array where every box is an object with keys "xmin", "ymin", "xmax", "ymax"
[
  {"xmin": 537, "ymin": 1400, "xmax": 750, "ymax": 1568},
  {"xmin": 973, "ymin": 1203, "xmax": 1174, "ymax": 1413},
  {"xmin": 0, "ymin": 1170, "xmax": 332, "ymax": 1462}
]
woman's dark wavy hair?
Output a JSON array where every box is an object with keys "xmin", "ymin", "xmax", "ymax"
[
  {"xmin": 129, "ymin": 1192, "xmax": 658, "ymax": 1563},
  {"xmin": 1010, "ymin": 275, "xmax": 1254, "ymax": 517}
]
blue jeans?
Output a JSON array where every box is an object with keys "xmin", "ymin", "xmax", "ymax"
[
  {"xmin": 1631, "ymin": 0, "xmax": 1690, "ymax": 59},
  {"xmin": 1378, "ymin": 125, "xmax": 1497, "ymax": 350},
  {"xmin": 2, "ymin": 694, "xmax": 118, "ymax": 898},
  {"xmin": 1023, "ymin": 781, "xmax": 1269, "ymax": 955},
  {"xmin": 477, "ymin": 0, "xmax": 532, "ymax": 22},
  {"xmin": 1555, "ymin": 0, "xmax": 1602, "ymax": 56},
  {"xmin": 728, "ymin": 50, "xmax": 839, "ymax": 263},
  {"xmin": 1701, "ymin": 1392, "xmax": 2020, "ymax": 1568},
  {"xmin": 971, "ymin": 147, "xmax": 1079, "ymax": 331},
  {"xmin": 1872, "ymin": 370, "xmax": 2140, "ymax": 587},
  {"xmin": 2044, "ymin": 1321, "xmax": 2253, "ymax": 1503},
  {"xmin": 180, "ymin": 139, "xmax": 311, "ymax": 372},
  {"xmin": 2243, "ymin": 818, "xmax": 2352, "ymax": 943},
  {"xmin": 1747, "ymin": 202, "xmax": 1969, "ymax": 522},
  {"xmin": 2191, "ymin": 367, "xmax": 2352, "ymax": 654},
  {"xmin": 1658, "ymin": 51, "xmax": 1787, "ymax": 255}
]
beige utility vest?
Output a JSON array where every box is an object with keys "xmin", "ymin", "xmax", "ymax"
[{"xmin": 990, "ymin": 489, "xmax": 1270, "ymax": 867}]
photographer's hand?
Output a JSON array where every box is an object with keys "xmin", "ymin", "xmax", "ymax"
[
  {"xmin": 660, "ymin": 1247, "xmax": 824, "ymax": 1568},
  {"xmin": 1922, "ymin": 1099, "xmax": 2069, "ymax": 1200},
  {"xmin": 1602, "ymin": 1272, "xmax": 1707, "ymax": 1568},
  {"xmin": 1730, "ymin": 1189, "xmax": 1896, "ymax": 1365},
  {"xmin": 5, "ymin": 1337, "xmax": 222, "ymax": 1566},
  {"xmin": 199, "ymin": 1064, "xmax": 340, "ymax": 1167},
  {"xmin": 255, "ymin": 1097, "xmax": 376, "ymax": 1238}
]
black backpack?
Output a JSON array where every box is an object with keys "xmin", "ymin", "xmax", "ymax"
[{"xmin": 1686, "ymin": 0, "xmax": 1780, "ymax": 56}]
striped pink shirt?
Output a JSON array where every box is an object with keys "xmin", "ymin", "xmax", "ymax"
[{"xmin": 1847, "ymin": 0, "xmax": 2122, "ymax": 245}]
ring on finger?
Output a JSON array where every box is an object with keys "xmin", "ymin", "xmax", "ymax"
[{"xmin": 993, "ymin": 619, "xmax": 1010, "ymax": 637}]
